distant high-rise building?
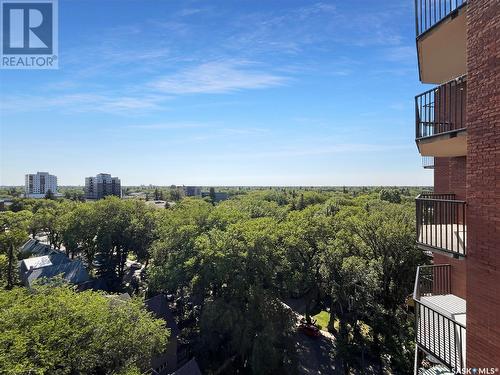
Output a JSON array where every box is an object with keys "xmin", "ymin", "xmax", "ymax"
[
  {"xmin": 25, "ymin": 172, "xmax": 58, "ymax": 198},
  {"xmin": 85, "ymin": 173, "xmax": 121, "ymax": 200},
  {"xmin": 184, "ymin": 186, "xmax": 202, "ymax": 197}
]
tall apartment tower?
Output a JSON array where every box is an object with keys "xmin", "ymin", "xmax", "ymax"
[
  {"xmin": 25, "ymin": 172, "xmax": 58, "ymax": 198},
  {"xmin": 412, "ymin": 1, "xmax": 499, "ymax": 374},
  {"xmin": 184, "ymin": 186, "xmax": 202, "ymax": 197},
  {"xmin": 85, "ymin": 173, "xmax": 122, "ymax": 200}
]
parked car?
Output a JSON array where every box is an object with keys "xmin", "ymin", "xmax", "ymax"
[{"xmin": 299, "ymin": 322, "xmax": 321, "ymax": 337}]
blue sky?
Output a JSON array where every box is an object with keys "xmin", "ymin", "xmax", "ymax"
[{"xmin": 0, "ymin": 0, "xmax": 433, "ymax": 186}]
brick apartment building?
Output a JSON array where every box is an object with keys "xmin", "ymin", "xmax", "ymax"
[
  {"xmin": 84, "ymin": 173, "xmax": 122, "ymax": 200},
  {"xmin": 412, "ymin": 0, "xmax": 499, "ymax": 374}
]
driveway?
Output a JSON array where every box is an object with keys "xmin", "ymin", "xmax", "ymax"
[{"xmin": 283, "ymin": 299, "xmax": 339, "ymax": 374}]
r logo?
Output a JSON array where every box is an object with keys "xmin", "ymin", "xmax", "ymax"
[
  {"xmin": 1, "ymin": 0, "xmax": 58, "ymax": 68},
  {"xmin": 2, "ymin": 2, "xmax": 53, "ymax": 54}
]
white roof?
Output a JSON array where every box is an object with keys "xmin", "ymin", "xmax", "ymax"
[{"xmin": 22, "ymin": 256, "xmax": 54, "ymax": 270}]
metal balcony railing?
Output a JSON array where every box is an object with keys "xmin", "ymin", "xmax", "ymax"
[
  {"xmin": 415, "ymin": 75, "xmax": 466, "ymax": 140},
  {"xmin": 414, "ymin": 264, "xmax": 451, "ymax": 300},
  {"xmin": 415, "ymin": 0, "xmax": 467, "ymax": 37},
  {"xmin": 413, "ymin": 265, "xmax": 466, "ymax": 373},
  {"xmin": 416, "ymin": 193, "xmax": 466, "ymax": 257},
  {"xmin": 422, "ymin": 157, "xmax": 435, "ymax": 169}
]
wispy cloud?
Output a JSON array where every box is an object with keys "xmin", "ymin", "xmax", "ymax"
[
  {"xmin": 176, "ymin": 7, "xmax": 210, "ymax": 17},
  {"xmin": 225, "ymin": 2, "xmax": 337, "ymax": 55},
  {"xmin": 1, "ymin": 93, "xmax": 170, "ymax": 114},
  {"xmin": 2, "ymin": 57, "xmax": 290, "ymax": 114},
  {"xmin": 203, "ymin": 143, "xmax": 413, "ymax": 161},
  {"xmin": 221, "ymin": 127, "xmax": 269, "ymax": 136},
  {"xmin": 127, "ymin": 122, "xmax": 208, "ymax": 130},
  {"xmin": 169, "ymin": 128, "xmax": 270, "ymax": 144},
  {"xmin": 61, "ymin": 45, "xmax": 173, "ymax": 79},
  {"xmin": 150, "ymin": 60, "xmax": 287, "ymax": 95},
  {"xmin": 383, "ymin": 46, "xmax": 415, "ymax": 62}
]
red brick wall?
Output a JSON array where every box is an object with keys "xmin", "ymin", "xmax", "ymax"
[
  {"xmin": 434, "ymin": 156, "xmax": 467, "ymax": 200},
  {"xmin": 432, "ymin": 156, "xmax": 467, "ymax": 298},
  {"xmin": 466, "ymin": 0, "xmax": 500, "ymax": 369},
  {"xmin": 433, "ymin": 253, "xmax": 466, "ymax": 299}
]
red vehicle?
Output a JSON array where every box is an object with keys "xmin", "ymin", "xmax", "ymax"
[{"xmin": 299, "ymin": 322, "xmax": 321, "ymax": 337}]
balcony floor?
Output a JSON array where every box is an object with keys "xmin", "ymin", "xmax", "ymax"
[
  {"xmin": 418, "ymin": 224, "xmax": 466, "ymax": 256},
  {"xmin": 420, "ymin": 294, "xmax": 466, "ymax": 325},
  {"xmin": 419, "ymin": 364, "xmax": 454, "ymax": 375}
]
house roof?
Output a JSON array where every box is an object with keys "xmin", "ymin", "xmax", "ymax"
[
  {"xmin": 20, "ymin": 253, "xmax": 71, "ymax": 279},
  {"xmin": 21, "ymin": 253, "xmax": 69, "ymax": 270},
  {"xmin": 21, "ymin": 256, "xmax": 55, "ymax": 270},
  {"xmin": 145, "ymin": 294, "xmax": 180, "ymax": 336},
  {"xmin": 26, "ymin": 260, "xmax": 89, "ymax": 286},
  {"xmin": 173, "ymin": 358, "xmax": 202, "ymax": 375},
  {"xmin": 19, "ymin": 239, "xmax": 59, "ymax": 257}
]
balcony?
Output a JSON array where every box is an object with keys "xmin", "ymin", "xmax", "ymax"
[
  {"xmin": 415, "ymin": 76, "xmax": 467, "ymax": 157},
  {"xmin": 416, "ymin": 193, "xmax": 466, "ymax": 258},
  {"xmin": 414, "ymin": 265, "xmax": 466, "ymax": 374},
  {"xmin": 415, "ymin": 0, "xmax": 467, "ymax": 84},
  {"xmin": 422, "ymin": 157, "xmax": 434, "ymax": 169}
]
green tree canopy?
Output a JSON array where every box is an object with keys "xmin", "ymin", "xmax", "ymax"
[
  {"xmin": 0, "ymin": 210, "xmax": 32, "ymax": 288},
  {"xmin": 0, "ymin": 285, "xmax": 169, "ymax": 375}
]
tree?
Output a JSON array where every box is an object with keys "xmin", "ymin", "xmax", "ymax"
[
  {"xmin": 60, "ymin": 203, "xmax": 97, "ymax": 260},
  {"xmin": 144, "ymin": 189, "xmax": 425, "ymax": 373},
  {"xmin": 209, "ymin": 187, "xmax": 216, "ymax": 203},
  {"xmin": 149, "ymin": 199, "xmax": 213, "ymax": 295},
  {"xmin": 379, "ymin": 189, "xmax": 401, "ymax": 204},
  {"xmin": 281, "ymin": 206, "xmax": 335, "ymax": 322},
  {"xmin": 0, "ymin": 211, "xmax": 32, "ymax": 289},
  {"xmin": 297, "ymin": 194, "xmax": 305, "ymax": 210},
  {"xmin": 30, "ymin": 201, "xmax": 72, "ymax": 248},
  {"xmin": 127, "ymin": 200, "xmax": 159, "ymax": 267},
  {"xmin": 154, "ymin": 188, "xmax": 161, "ymax": 201},
  {"xmin": 8, "ymin": 187, "xmax": 21, "ymax": 198},
  {"xmin": 63, "ymin": 189, "xmax": 85, "ymax": 202},
  {"xmin": 91, "ymin": 198, "xmax": 136, "ymax": 285},
  {"xmin": 196, "ymin": 218, "xmax": 297, "ymax": 373},
  {"xmin": 44, "ymin": 189, "xmax": 55, "ymax": 200},
  {"xmin": 169, "ymin": 187, "xmax": 182, "ymax": 201},
  {"xmin": 322, "ymin": 248, "xmax": 377, "ymax": 374},
  {"xmin": 150, "ymin": 203, "xmax": 297, "ymax": 373},
  {"xmin": 8, "ymin": 198, "xmax": 37, "ymax": 213},
  {"xmin": 0, "ymin": 285, "xmax": 169, "ymax": 374},
  {"xmin": 338, "ymin": 201, "xmax": 426, "ymax": 373}
]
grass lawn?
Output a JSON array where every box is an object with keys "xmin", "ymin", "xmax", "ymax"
[
  {"xmin": 312, "ymin": 311, "xmax": 338, "ymax": 331},
  {"xmin": 312, "ymin": 311, "xmax": 371, "ymax": 338}
]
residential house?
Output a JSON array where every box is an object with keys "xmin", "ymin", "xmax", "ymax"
[{"xmin": 18, "ymin": 239, "xmax": 89, "ymax": 287}]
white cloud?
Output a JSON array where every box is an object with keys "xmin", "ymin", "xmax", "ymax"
[
  {"xmin": 1, "ymin": 93, "xmax": 169, "ymax": 114},
  {"xmin": 127, "ymin": 122, "xmax": 208, "ymax": 130},
  {"xmin": 150, "ymin": 60, "xmax": 288, "ymax": 95}
]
